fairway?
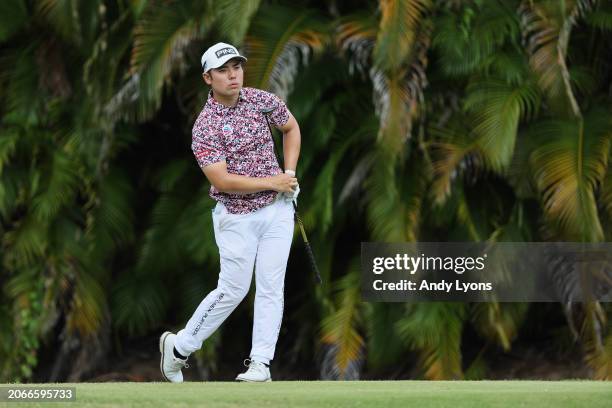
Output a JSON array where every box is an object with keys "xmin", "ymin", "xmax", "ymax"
[{"xmin": 2, "ymin": 381, "xmax": 611, "ymax": 407}]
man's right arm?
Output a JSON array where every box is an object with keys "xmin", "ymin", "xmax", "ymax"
[{"xmin": 202, "ymin": 161, "xmax": 297, "ymax": 194}]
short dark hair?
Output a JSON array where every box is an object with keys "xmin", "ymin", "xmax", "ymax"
[{"xmin": 204, "ymin": 58, "xmax": 244, "ymax": 73}]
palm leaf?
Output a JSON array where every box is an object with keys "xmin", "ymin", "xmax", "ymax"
[
  {"xmin": 213, "ymin": 0, "xmax": 261, "ymax": 45},
  {"xmin": 0, "ymin": 166, "xmax": 26, "ymax": 220},
  {"xmin": 111, "ymin": 271, "xmax": 170, "ymax": 335},
  {"xmin": 320, "ymin": 266, "xmax": 365, "ymax": 379},
  {"xmin": 507, "ymin": 132, "xmax": 540, "ymax": 199},
  {"xmin": 373, "ymin": 0, "xmax": 431, "ymax": 73},
  {"xmin": 305, "ymin": 139, "xmax": 351, "ymax": 235},
  {"xmin": 528, "ymin": 109, "xmax": 610, "ymax": 241},
  {"xmin": 136, "ymin": 192, "xmax": 192, "ymax": 273},
  {"xmin": 335, "ymin": 12, "xmax": 377, "ymax": 77},
  {"xmin": 519, "ymin": 0, "xmax": 595, "ymax": 118},
  {"xmin": 599, "ymin": 150, "xmax": 612, "ymax": 221},
  {"xmin": 372, "ymin": 18, "xmax": 431, "ymax": 154},
  {"xmin": 465, "ymin": 79, "xmax": 541, "ymax": 171},
  {"xmin": 36, "ymin": 0, "xmax": 85, "ymax": 44},
  {"xmin": 365, "ymin": 303, "xmax": 408, "ymax": 369},
  {"xmin": 2, "ymin": 44, "xmax": 41, "ymax": 119},
  {"xmin": 116, "ymin": 0, "xmax": 208, "ymax": 121},
  {"xmin": 364, "ymin": 150, "xmax": 406, "ymax": 241},
  {"xmin": 0, "ymin": 0, "xmax": 28, "ymax": 42},
  {"xmin": 585, "ymin": 331, "xmax": 612, "ymax": 380},
  {"xmin": 581, "ymin": 301, "xmax": 611, "ymax": 380},
  {"xmin": 2, "ymin": 214, "xmax": 48, "ymax": 268},
  {"xmin": 173, "ymin": 187, "xmax": 218, "ymax": 264},
  {"xmin": 396, "ymin": 302, "xmax": 466, "ymax": 379},
  {"xmin": 31, "ymin": 149, "xmax": 81, "ymax": 222},
  {"xmin": 0, "ymin": 127, "xmax": 19, "ymax": 175},
  {"xmin": 432, "ymin": 0, "xmax": 520, "ymax": 77},
  {"xmin": 244, "ymin": 4, "xmax": 328, "ymax": 98},
  {"xmin": 86, "ymin": 169, "xmax": 135, "ymax": 257},
  {"xmin": 428, "ymin": 119, "xmax": 479, "ymax": 205},
  {"xmin": 64, "ymin": 262, "xmax": 107, "ymax": 337},
  {"xmin": 586, "ymin": 2, "xmax": 612, "ymax": 30},
  {"xmin": 470, "ymin": 302, "xmax": 528, "ymax": 350}
]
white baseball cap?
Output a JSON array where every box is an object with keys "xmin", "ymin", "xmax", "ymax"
[{"xmin": 200, "ymin": 42, "xmax": 247, "ymax": 73}]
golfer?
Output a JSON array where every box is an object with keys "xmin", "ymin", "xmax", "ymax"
[{"xmin": 159, "ymin": 42, "xmax": 301, "ymax": 383}]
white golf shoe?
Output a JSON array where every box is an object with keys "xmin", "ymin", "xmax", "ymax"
[
  {"xmin": 159, "ymin": 331, "xmax": 189, "ymax": 383},
  {"xmin": 235, "ymin": 359, "xmax": 272, "ymax": 382}
]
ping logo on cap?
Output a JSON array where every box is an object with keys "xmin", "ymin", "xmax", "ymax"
[{"xmin": 215, "ymin": 47, "xmax": 237, "ymax": 58}]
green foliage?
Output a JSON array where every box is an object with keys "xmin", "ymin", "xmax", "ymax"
[
  {"xmin": 0, "ymin": 0, "xmax": 28, "ymax": 42},
  {"xmin": 1, "ymin": 0, "xmax": 611, "ymax": 383}
]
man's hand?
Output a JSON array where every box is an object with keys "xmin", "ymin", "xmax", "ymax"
[
  {"xmin": 281, "ymin": 169, "xmax": 299, "ymax": 203},
  {"xmin": 268, "ymin": 173, "xmax": 298, "ymax": 193},
  {"xmin": 283, "ymin": 182, "xmax": 300, "ymax": 203}
]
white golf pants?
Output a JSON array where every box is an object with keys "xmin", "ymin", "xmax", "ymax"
[{"xmin": 174, "ymin": 196, "xmax": 294, "ymax": 364}]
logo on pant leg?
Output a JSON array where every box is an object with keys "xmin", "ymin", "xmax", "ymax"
[{"xmin": 192, "ymin": 292, "xmax": 225, "ymax": 336}]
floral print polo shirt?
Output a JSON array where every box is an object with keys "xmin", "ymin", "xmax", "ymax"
[{"xmin": 191, "ymin": 87, "xmax": 290, "ymax": 214}]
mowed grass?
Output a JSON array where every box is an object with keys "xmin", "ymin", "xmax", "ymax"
[{"xmin": 2, "ymin": 381, "xmax": 611, "ymax": 408}]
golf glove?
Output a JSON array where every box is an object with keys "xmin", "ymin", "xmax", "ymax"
[
  {"xmin": 284, "ymin": 183, "xmax": 300, "ymax": 203},
  {"xmin": 283, "ymin": 169, "xmax": 299, "ymax": 203}
]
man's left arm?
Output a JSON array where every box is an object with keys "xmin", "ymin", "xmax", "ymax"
[{"xmin": 277, "ymin": 111, "xmax": 301, "ymax": 174}]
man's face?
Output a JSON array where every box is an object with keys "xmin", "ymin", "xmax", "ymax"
[{"xmin": 203, "ymin": 58, "xmax": 244, "ymax": 99}]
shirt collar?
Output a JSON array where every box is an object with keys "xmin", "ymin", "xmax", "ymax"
[{"xmin": 206, "ymin": 89, "xmax": 247, "ymax": 114}]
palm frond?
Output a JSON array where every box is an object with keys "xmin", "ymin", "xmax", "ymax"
[
  {"xmin": 470, "ymin": 302, "xmax": 528, "ymax": 350},
  {"xmin": 111, "ymin": 270, "xmax": 170, "ymax": 335},
  {"xmin": 364, "ymin": 150, "xmax": 406, "ymax": 241},
  {"xmin": 213, "ymin": 0, "xmax": 261, "ymax": 45},
  {"xmin": 2, "ymin": 44, "xmax": 42, "ymax": 119},
  {"xmin": 529, "ymin": 109, "xmax": 610, "ymax": 241},
  {"xmin": 465, "ymin": 79, "xmax": 541, "ymax": 171},
  {"xmin": 507, "ymin": 132, "xmax": 540, "ymax": 199},
  {"xmin": 373, "ymin": 0, "xmax": 431, "ymax": 73},
  {"xmin": 599, "ymin": 151, "xmax": 612, "ymax": 220},
  {"xmin": 580, "ymin": 301, "xmax": 611, "ymax": 380},
  {"xmin": 519, "ymin": 0, "xmax": 595, "ymax": 118},
  {"xmin": 31, "ymin": 149, "xmax": 81, "ymax": 222},
  {"xmin": 0, "ymin": 127, "xmax": 19, "ymax": 175},
  {"xmin": 320, "ymin": 266, "xmax": 365, "ymax": 379},
  {"xmin": 83, "ymin": 9, "xmax": 134, "ymax": 105},
  {"xmin": 335, "ymin": 13, "xmax": 377, "ymax": 77},
  {"xmin": 399, "ymin": 148, "xmax": 431, "ymax": 241},
  {"xmin": 586, "ymin": 1, "xmax": 612, "ymax": 30},
  {"xmin": 0, "ymin": 167, "xmax": 26, "ymax": 220},
  {"xmin": 2, "ymin": 214, "xmax": 48, "ymax": 268},
  {"xmin": 0, "ymin": 0, "xmax": 28, "ymax": 42},
  {"xmin": 428, "ymin": 119, "xmax": 479, "ymax": 205},
  {"xmin": 305, "ymin": 139, "xmax": 351, "ymax": 236},
  {"xmin": 65, "ymin": 262, "xmax": 107, "ymax": 337},
  {"xmin": 112, "ymin": 0, "xmax": 208, "ymax": 121},
  {"xmin": 370, "ymin": 69, "xmax": 414, "ymax": 152},
  {"xmin": 36, "ymin": 0, "xmax": 87, "ymax": 44},
  {"xmin": 244, "ymin": 4, "xmax": 329, "ymax": 98},
  {"xmin": 433, "ymin": 0, "xmax": 520, "ymax": 77},
  {"xmin": 371, "ymin": 19, "xmax": 431, "ymax": 154},
  {"xmin": 172, "ymin": 187, "xmax": 218, "ymax": 264},
  {"xmin": 365, "ymin": 303, "xmax": 408, "ymax": 369},
  {"xmin": 485, "ymin": 50, "xmax": 531, "ymax": 85},
  {"xmin": 135, "ymin": 192, "xmax": 192, "ymax": 273},
  {"xmin": 86, "ymin": 168, "xmax": 135, "ymax": 257},
  {"xmin": 584, "ymin": 331, "xmax": 612, "ymax": 380},
  {"xmin": 396, "ymin": 302, "xmax": 466, "ymax": 379}
]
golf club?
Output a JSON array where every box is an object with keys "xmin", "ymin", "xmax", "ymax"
[{"xmin": 261, "ymin": 107, "xmax": 323, "ymax": 285}]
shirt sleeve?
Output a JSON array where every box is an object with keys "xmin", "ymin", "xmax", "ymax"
[
  {"xmin": 267, "ymin": 93, "xmax": 290, "ymax": 128},
  {"xmin": 191, "ymin": 119, "xmax": 226, "ymax": 168}
]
